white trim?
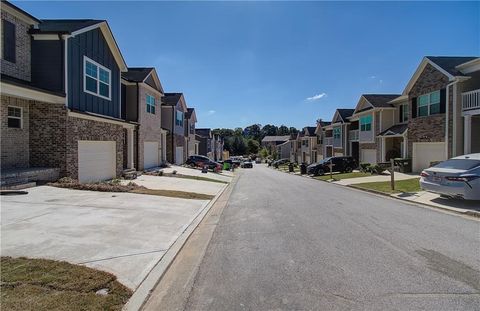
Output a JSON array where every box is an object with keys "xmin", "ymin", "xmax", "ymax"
[
  {"xmin": 452, "ymin": 83, "xmax": 457, "ymax": 157},
  {"xmin": 64, "ymin": 34, "xmax": 69, "ymax": 108},
  {"xmin": 141, "ymin": 81, "xmax": 164, "ymax": 97},
  {"xmin": 2, "ymin": 4, "xmax": 39, "ymax": 25},
  {"xmin": 0, "ymin": 82, "xmax": 65, "ymax": 104},
  {"xmin": 83, "ymin": 55, "xmax": 112, "ymax": 101},
  {"xmin": 32, "ymin": 34, "xmax": 60, "ymax": 40},
  {"xmin": 68, "ymin": 110, "xmax": 135, "ymax": 129},
  {"xmin": 7, "ymin": 105, "xmax": 23, "ymax": 129},
  {"xmin": 403, "ymin": 57, "xmax": 455, "ymax": 95},
  {"xmin": 462, "ymin": 108, "xmax": 480, "ymax": 116},
  {"xmin": 455, "ymin": 58, "xmax": 480, "ymax": 74}
]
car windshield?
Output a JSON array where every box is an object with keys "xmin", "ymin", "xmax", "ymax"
[
  {"xmin": 319, "ymin": 157, "xmax": 332, "ymax": 164},
  {"xmin": 434, "ymin": 159, "xmax": 480, "ymax": 170}
]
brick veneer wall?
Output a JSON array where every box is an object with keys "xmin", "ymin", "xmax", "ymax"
[
  {"xmin": 137, "ymin": 85, "xmax": 163, "ymax": 170},
  {"xmin": 166, "ymin": 133, "xmax": 186, "ymax": 163},
  {"xmin": 1, "ymin": 96, "xmax": 30, "ymax": 169},
  {"xmin": 407, "ymin": 63, "xmax": 452, "ymax": 158},
  {"xmin": 66, "ymin": 116, "xmax": 124, "ymax": 179},
  {"xmin": 0, "ymin": 10, "xmax": 31, "ymax": 81},
  {"xmin": 29, "ymin": 101, "xmax": 68, "ymax": 174}
]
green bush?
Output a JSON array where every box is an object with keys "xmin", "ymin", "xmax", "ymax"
[
  {"xmin": 369, "ymin": 164, "xmax": 385, "ymax": 175},
  {"xmin": 359, "ymin": 163, "xmax": 371, "ymax": 173}
]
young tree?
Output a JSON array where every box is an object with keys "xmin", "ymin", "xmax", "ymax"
[
  {"xmin": 259, "ymin": 147, "xmax": 269, "ymax": 159},
  {"xmin": 231, "ymin": 136, "xmax": 247, "ymax": 155},
  {"xmin": 246, "ymin": 139, "xmax": 260, "ymax": 155}
]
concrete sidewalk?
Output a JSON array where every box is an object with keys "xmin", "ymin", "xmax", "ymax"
[
  {"xmin": 1, "ymin": 185, "xmax": 224, "ymax": 290},
  {"xmin": 391, "ymin": 191, "xmax": 480, "ymax": 216}
]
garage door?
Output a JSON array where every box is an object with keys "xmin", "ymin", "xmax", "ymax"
[
  {"xmin": 360, "ymin": 149, "xmax": 376, "ymax": 164},
  {"xmin": 78, "ymin": 141, "xmax": 116, "ymax": 183},
  {"xmin": 175, "ymin": 146, "xmax": 184, "ymax": 165},
  {"xmin": 144, "ymin": 142, "xmax": 159, "ymax": 169},
  {"xmin": 413, "ymin": 142, "xmax": 446, "ymax": 172}
]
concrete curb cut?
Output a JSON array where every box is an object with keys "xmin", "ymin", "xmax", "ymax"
[
  {"xmin": 346, "ymin": 184, "xmax": 480, "ymax": 219},
  {"xmin": 123, "ymin": 179, "xmax": 233, "ymax": 311}
]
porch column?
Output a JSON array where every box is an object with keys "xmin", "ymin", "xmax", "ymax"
[
  {"xmin": 127, "ymin": 128, "xmax": 135, "ymax": 169},
  {"xmin": 403, "ymin": 136, "xmax": 408, "ymax": 158},
  {"xmin": 381, "ymin": 137, "xmax": 385, "ymax": 162},
  {"xmin": 464, "ymin": 115, "xmax": 472, "ymax": 155}
]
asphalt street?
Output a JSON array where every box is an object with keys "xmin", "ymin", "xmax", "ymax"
[{"xmin": 184, "ymin": 164, "xmax": 480, "ymax": 310}]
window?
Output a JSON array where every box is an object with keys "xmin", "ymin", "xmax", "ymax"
[
  {"xmin": 418, "ymin": 90, "xmax": 440, "ymax": 117},
  {"xmin": 360, "ymin": 115, "xmax": 372, "ymax": 132},
  {"xmin": 7, "ymin": 106, "xmax": 22, "ymax": 128},
  {"xmin": 317, "ymin": 136, "xmax": 322, "ymax": 144},
  {"xmin": 190, "ymin": 124, "xmax": 195, "ymax": 134},
  {"xmin": 175, "ymin": 110, "xmax": 183, "ymax": 126},
  {"xmin": 333, "ymin": 127, "xmax": 341, "ymax": 139},
  {"xmin": 2, "ymin": 20, "xmax": 15, "ymax": 63},
  {"xmin": 146, "ymin": 94, "xmax": 156, "ymax": 114},
  {"xmin": 305, "ymin": 140, "xmax": 309, "ymax": 147},
  {"xmin": 399, "ymin": 104, "xmax": 408, "ymax": 123},
  {"xmin": 83, "ymin": 56, "xmax": 111, "ymax": 100}
]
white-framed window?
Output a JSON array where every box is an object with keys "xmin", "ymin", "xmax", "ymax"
[
  {"xmin": 146, "ymin": 94, "xmax": 156, "ymax": 114},
  {"xmin": 175, "ymin": 110, "xmax": 183, "ymax": 126},
  {"xmin": 418, "ymin": 90, "xmax": 440, "ymax": 117},
  {"xmin": 360, "ymin": 115, "xmax": 372, "ymax": 131},
  {"xmin": 333, "ymin": 127, "xmax": 341, "ymax": 139},
  {"xmin": 83, "ymin": 56, "xmax": 111, "ymax": 100},
  {"xmin": 7, "ymin": 106, "xmax": 22, "ymax": 128},
  {"xmin": 399, "ymin": 104, "xmax": 408, "ymax": 123}
]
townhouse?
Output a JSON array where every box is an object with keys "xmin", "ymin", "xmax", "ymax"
[
  {"xmin": 161, "ymin": 93, "xmax": 189, "ymax": 165},
  {"xmin": 195, "ymin": 128, "xmax": 214, "ymax": 159},
  {"xmin": 322, "ymin": 110, "xmax": 354, "ymax": 159},
  {"xmin": 313, "ymin": 120, "xmax": 331, "ymax": 161},
  {"xmin": 261, "ymin": 135, "xmax": 291, "ymax": 153},
  {"xmin": 121, "ymin": 67, "xmax": 167, "ymax": 170},
  {"xmin": 185, "ymin": 108, "xmax": 199, "ymax": 156},
  {"xmin": 297, "ymin": 127, "xmax": 317, "ymax": 164},
  {"xmin": 1, "ymin": 1, "xmax": 206, "ymax": 185}
]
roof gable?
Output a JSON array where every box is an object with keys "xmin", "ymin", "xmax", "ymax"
[
  {"xmin": 2, "ymin": 1, "xmax": 40, "ymax": 25},
  {"xmin": 186, "ymin": 108, "xmax": 197, "ymax": 123},
  {"xmin": 122, "ymin": 67, "xmax": 164, "ymax": 93}
]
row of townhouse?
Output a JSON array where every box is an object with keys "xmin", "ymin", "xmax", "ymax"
[
  {"xmin": 195, "ymin": 128, "xmax": 224, "ymax": 161},
  {"xmin": 291, "ymin": 56, "xmax": 480, "ymax": 172},
  {"xmin": 0, "ymin": 1, "xmax": 220, "ymax": 185}
]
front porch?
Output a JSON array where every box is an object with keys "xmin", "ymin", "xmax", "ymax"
[
  {"xmin": 378, "ymin": 124, "xmax": 408, "ymax": 162},
  {"xmin": 462, "ymin": 89, "xmax": 480, "ymax": 154}
]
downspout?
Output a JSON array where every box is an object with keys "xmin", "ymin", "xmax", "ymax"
[
  {"xmin": 135, "ymin": 82, "xmax": 140, "ymax": 170},
  {"xmin": 445, "ymin": 79, "xmax": 459, "ymax": 158},
  {"xmin": 172, "ymin": 107, "xmax": 175, "ymax": 163}
]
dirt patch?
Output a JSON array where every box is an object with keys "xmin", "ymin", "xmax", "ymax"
[
  {"xmin": 1, "ymin": 256, "xmax": 132, "ymax": 311},
  {"xmin": 49, "ymin": 177, "xmax": 144, "ymax": 193},
  {"xmin": 131, "ymin": 188, "xmax": 215, "ymax": 200},
  {"xmin": 144, "ymin": 172, "xmax": 228, "ymax": 184}
]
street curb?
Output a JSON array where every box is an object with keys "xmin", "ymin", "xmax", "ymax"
[
  {"xmin": 346, "ymin": 184, "xmax": 480, "ymax": 219},
  {"xmin": 123, "ymin": 178, "xmax": 234, "ymax": 311}
]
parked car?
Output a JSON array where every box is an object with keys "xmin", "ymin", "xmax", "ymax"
[
  {"xmin": 272, "ymin": 158, "xmax": 290, "ymax": 166},
  {"xmin": 241, "ymin": 160, "xmax": 253, "ymax": 168},
  {"xmin": 186, "ymin": 155, "xmax": 221, "ymax": 171},
  {"xmin": 255, "ymin": 158, "xmax": 262, "ymax": 164},
  {"xmin": 307, "ymin": 156, "xmax": 357, "ymax": 176},
  {"xmin": 420, "ymin": 153, "xmax": 480, "ymax": 200}
]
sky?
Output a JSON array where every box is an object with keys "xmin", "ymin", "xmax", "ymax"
[{"xmin": 15, "ymin": 1, "xmax": 479, "ymax": 129}]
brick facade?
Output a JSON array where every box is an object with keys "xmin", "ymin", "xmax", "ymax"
[
  {"xmin": 66, "ymin": 116, "xmax": 124, "ymax": 179},
  {"xmin": 407, "ymin": 63, "xmax": 451, "ymax": 158},
  {"xmin": 137, "ymin": 85, "xmax": 163, "ymax": 170},
  {"xmin": 0, "ymin": 10, "xmax": 31, "ymax": 81},
  {"xmin": 1, "ymin": 95, "xmax": 30, "ymax": 169}
]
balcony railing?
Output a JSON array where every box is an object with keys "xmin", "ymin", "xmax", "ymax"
[
  {"xmin": 324, "ymin": 137, "xmax": 333, "ymax": 146},
  {"xmin": 462, "ymin": 89, "xmax": 480, "ymax": 111},
  {"xmin": 349, "ymin": 130, "xmax": 359, "ymax": 141}
]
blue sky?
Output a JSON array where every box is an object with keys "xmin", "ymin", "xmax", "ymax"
[{"xmin": 16, "ymin": 1, "xmax": 479, "ymax": 129}]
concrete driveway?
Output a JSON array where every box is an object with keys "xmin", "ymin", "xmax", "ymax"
[{"xmin": 1, "ymin": 186, "xmax": 212, "ymax": 290}]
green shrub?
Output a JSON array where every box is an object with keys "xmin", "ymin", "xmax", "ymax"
[
  {"xmin": 359, "ymin": 163, "xmax": 371, "ymax": 173},
  {"xmin": 369, "ymin": 164, "xmax": 385, "ymax": 175}
]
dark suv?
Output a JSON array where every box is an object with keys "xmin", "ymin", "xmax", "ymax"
[
  {"xmin": 186, "ymin": 155, "xmax": 221, "ymax": 170},
  {"xmin": 307, "ymin": 156, "xmax": 357, "ymax": 176}
]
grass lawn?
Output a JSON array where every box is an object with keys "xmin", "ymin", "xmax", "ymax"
[
  {"xmin": 1, "ymin": 256, "xmax": 132, "ymax": 311},
  {"xmin": 314, "ymin": 172, "xmax": 371, "ymax": 181},
  {"xmin": 351, "ymin": 178, "xmax": 421, "ymax": 194}
]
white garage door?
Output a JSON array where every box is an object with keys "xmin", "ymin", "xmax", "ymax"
[
  {"xmin": 78, "ymin": 141, "xmax": 116, "ymax": 183},
  {"xmin": 175, "ymin": 146, "xmax": 184, "ymax": 165},
  {"xmin": 413, "ymin": 142, "xmax": 446, "ymax": 172},
  {"xmin": 144, "ymin": 142, "xmax": 159, "ymax": 169},
  {"xmin": 360, "ymin": 149, "xmax": 376, "ymax": 164}
]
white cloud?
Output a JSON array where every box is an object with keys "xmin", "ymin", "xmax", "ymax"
[
  {"xmin": 306, "ymin": 93, "xmax": 327, "ymax": 101},
  {"xmin": 369, "ymin": 75, "xmax": 376, "ymax": 79},
  {"xmin": 207, "ymin": 110, "xmax": 216, "ymax": 115}
]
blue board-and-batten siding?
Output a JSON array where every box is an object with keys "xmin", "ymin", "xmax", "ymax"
[{"xmin": 67, "ymin": 28, "xmax": 120, "ymax": 119}]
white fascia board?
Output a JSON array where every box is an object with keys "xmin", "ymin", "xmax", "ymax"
[
  {"xmin": 455, "ymin": 58, "xmax": 480, "ymax": 74},
  {"xmin": 32, "ymin": 34, "xmax": 60, "ymax": 40},
  {"xmin": 1, "ymin": 82, "xmax": 65, "ymax": 104},
  {"xmin": 2, "ymin": 4, "xmax": 39, "ymax": 26},
  {"xmin": 68, "ymin": 110, "xmax": 135, "ymax": 129},
  {"xmin": 403, "ymin": 57, "xmax": 455, "ymax": 95}
]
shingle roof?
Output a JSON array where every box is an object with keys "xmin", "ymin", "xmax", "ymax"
[
  {"xmin": 31, "ymin": 19, "xmax": 103, "ymax": 34},
  {"xmin": 261, "ymin": 136, "xmax": 291, "ymax": 143},
  {"xmin": 162, "ymin": 93, "xmax": 182, "ymax": 106},
  {"xmin": 337, "ymin": 109, "xmax": 355, "ymax": 121},
  {"xmin": 304, "ymin": 127, "xmax": 316, "ymax": 136},
  {"xmin": 318, "ymin": 121, "xmax": 331, "ymax": 127},
  {"xmin": 122, "ymin": 68, "xmax": 153, "ymax": 82},
  {"xmin": 363, "ymin": 94, "xmax": 401, "ymax": 108},
  {"xmin": 185, "ymin": 108, "xmax": 195, "ymax": 118},
  {"xmin": 426, "ymin": 56, "xmax": 478, "ymax": 77},
  {"xmin": 378, "ymin": 124, "xmax": 408, "ymax": 136},
  {"xmin": 195, "ymin": 128, "xmax": 211, "ymax": 137}
]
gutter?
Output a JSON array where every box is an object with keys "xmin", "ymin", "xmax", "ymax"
[
  {"xmin": 445, "ymin": 79, "xmax": 459, "ymax": 158},
  {"xmin": 136, "ymin": 82, "xmax": 140, "ymax": 170}
]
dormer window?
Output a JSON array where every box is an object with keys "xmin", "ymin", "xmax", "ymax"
[
  {"xmin": 418, "ymin": 90, "xmax": 440, "ymax": 117},
  {"xmin": 83, "ymin": 56, "xmax": 111, "ymax": 100}
]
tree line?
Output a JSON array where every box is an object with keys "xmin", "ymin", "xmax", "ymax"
[{"xmin": 212, "ymin": 124, "xmax": 299, "ymax": 156}]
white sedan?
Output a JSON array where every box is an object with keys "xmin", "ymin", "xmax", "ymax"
[{"xmin": 420, "ymin": 153, "xmax": 480, "ymax": 200}]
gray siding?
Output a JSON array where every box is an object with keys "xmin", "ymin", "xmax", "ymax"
[{"xmin": 67, "ymin": 28, "xmax": 120, "ymax": 118}]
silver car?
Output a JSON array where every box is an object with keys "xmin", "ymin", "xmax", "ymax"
[{"xmin": 420, "ymin": 153, "xmax": 480, "ymax": 200}]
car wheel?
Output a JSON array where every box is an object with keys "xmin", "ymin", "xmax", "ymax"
[
  {"xmin": 317, "ymin": 169, "xmax": 324, "ymax": 176},
  {"xmin": 345, "ymin": 166, "xmax": 352, "ymax": 173}
]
